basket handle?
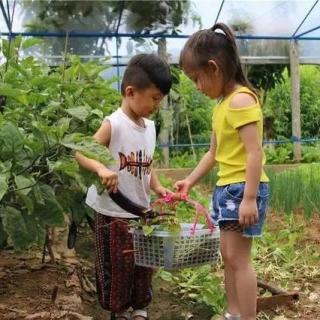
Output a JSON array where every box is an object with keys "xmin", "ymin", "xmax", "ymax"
[
  {"xmin": 185, "ymin": 197, "xmax": 215, "ymax": 235},
  {"xmin": 151, "ymin": 193, "xmax": 215, "ymax": 234}
]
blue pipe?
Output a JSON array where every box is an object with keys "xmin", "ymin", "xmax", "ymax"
[
  {"xmin": 3, "ymin": 31, "xmax": 319, "ymax": 41},
  {"xmin": 157, "ymin": 138, "xmax": 320, "ymax": 148}
]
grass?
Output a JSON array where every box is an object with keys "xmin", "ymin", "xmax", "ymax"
[
  {"xmin": 157, "ymin": 171, "xmax": 320, "ymax": 319},
  {"xmin": 267, "ymin": 164, "xmax": 320, "ymax": 218},
  {"xmin": 158, "ymin": 212, "xmax": 320, "ymax": 319}
]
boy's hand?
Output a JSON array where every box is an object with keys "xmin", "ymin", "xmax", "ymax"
[
  {"xmin": 153, "ymin": 185, "xmax": 172, "ymax": 198},
  {"xmin": 239, "ymin": 198, "xmax": 258, "ymax": 227},
  {"xmin": 174, "ymin": 179, "xmax": 192, "ymax": 195},
  {"xmin": 96, "ymin": 166, "xmax": 118, "ymax": 193}
]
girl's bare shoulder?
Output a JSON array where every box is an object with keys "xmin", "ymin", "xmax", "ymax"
[{"xmin": 230, "ymin": 92, "xmax": 257, "ymax": 109}]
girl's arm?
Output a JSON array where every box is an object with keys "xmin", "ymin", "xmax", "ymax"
[
  {"xmin": 231, "ymin": 93, "xmax": 263, "ymax": 227},
  {"xmin": 239, "ymin": 122, "xmax": 263, "ymax": 201},
  {"xmin": 75, "ymin": 121, "xmax": 118, "ymax": 193},
  {"xmin": 237, "ymin": 122, "xmax": 263, "ymax": 227},
  {"xmin": 175, "ymin": 133, "xmax": 216, "ymax": 194}
]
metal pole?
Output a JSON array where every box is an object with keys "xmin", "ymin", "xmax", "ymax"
[
  {"xmin": 0, "ymin": 0, "xmax": 10, "ymax": 32},
  {"xmin": 214, "ymin": 0, "xmax": 225, "ymax": 24},
  {"xmin": 292, "ymin": 0, "xmax": 319, "ymax": 37}
]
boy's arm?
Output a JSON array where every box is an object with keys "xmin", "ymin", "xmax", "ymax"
[
  {"xmin": 150, "ymin": 168, "xmax": 167, "ymax": 197},
  {"xmin": 75, "ymin": 120, "xmax": 111, "ymax": 173},
  {"xmin": 75, "ymin": 120, "xmax": 118, "ymax": 192},
  {"xmin": 175, "ymin": 133, "xmax": 216, "ymax": 194}
]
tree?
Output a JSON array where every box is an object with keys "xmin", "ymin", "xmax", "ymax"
[
  {"xmin": 21, "ymin": 1, "xmax": 123, "ymax": 56},
  {"xmin": 21, "ymin": 1, "xmax": 200, "ymax": 167},
  {"xmin": 21, "ymin": 1, "xmax": 199, "ymax": 56}
]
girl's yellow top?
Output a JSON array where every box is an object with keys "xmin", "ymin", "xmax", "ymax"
[{"xmin": 212, "ymin": 86, "xmax": 269, "ymax": 186}]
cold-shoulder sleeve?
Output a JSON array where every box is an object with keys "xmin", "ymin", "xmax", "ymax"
[{"xmin": 226, "ymin": 105, "xmax": 261, "ymax": 129}]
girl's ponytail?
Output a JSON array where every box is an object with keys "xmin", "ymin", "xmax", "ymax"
[
  {"xmin": 211, "ymin": 23, "xmax": 236, "ymax": 47},
  {"xmin": 180, "ymin": 22, "xmax": 258, "ymax": 97},
  {"xmin": 211, "ymin": 23, "xmax": 256, "ymax": 95}
]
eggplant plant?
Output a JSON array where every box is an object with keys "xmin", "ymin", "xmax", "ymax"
[{"xmin": 0, "ymin": 36, "xmax": 120, "ymax": 250}]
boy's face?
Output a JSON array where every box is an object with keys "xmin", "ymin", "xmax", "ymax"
[{"xmin": 125, "ymin": 85, "xmax": 165, "ymax": 118}]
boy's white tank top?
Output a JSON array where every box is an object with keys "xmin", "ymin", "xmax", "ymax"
[{"xmin": 85, "ymin": 108, "xmax": 156, "ymax": 218}]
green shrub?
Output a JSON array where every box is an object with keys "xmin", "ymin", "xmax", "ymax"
[
  {"xmin": 0, "ymin": 37, "xmax": 120, "ymax": 250},
  {"xmin": 264, "ymin": 66, "xmax": 320, "ymax": 139}
]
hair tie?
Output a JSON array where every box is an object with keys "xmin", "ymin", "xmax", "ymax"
[{"xmin": 211, "ymin": 27, "xmax": 226, "ymax": 36}]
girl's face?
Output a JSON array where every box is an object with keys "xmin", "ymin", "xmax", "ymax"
[{"xmin": 184, "ymin": 60, "xmax": 224, "ymax": 99}]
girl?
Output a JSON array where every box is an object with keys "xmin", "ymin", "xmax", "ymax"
[{"xmin": 175, "ymin": 23, "xmax": 269, "ymax": 320}]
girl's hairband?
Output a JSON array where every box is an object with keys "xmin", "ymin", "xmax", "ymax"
[{"xmin": 211, "ymin": 27, "xmax": 226, "ymax": 36}]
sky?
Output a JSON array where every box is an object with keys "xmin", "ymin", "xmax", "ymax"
[{"xmin": 0, "ymin": 0, "xmax": 319, "ymax": 61}]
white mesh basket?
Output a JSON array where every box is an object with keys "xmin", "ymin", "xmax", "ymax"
[{"xmin": 130, "ymin": 223, "xmax": 220, "ymax": 270}]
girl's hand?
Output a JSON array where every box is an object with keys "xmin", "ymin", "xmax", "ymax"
[
  {"xmin": 96, "ymin": 166, "xmax": 118, "ymax": 193},
  {"xmin": 239, "ymin": 198, "xmax": 258, "ymax": 227},
  {"xmin": 174, "ymin": 179, "xmax": 192, "ymax": 195}
]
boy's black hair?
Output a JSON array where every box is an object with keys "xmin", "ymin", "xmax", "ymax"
[{"xmin": 121, "ymin": 54, "xmax": 172, "ymax": 96}]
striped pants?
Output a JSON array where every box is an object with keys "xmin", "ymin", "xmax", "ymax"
[{"xmin": 95, "ymin": 213, "xmax": 153, "ymax": 313}]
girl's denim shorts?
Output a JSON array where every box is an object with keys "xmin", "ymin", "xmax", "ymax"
[{"xmin": 211, "ymin": 182, "xmax": 270, "ymax": 237}]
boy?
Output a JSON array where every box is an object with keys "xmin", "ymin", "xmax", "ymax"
[{"xmin": 76, "ymin": 54, "xmax": 172, "ymax": 320}]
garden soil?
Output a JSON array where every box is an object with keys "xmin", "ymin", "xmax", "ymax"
[{"xmin": 0, "ymin": 213, "xmax": 319, "ymax": 320}]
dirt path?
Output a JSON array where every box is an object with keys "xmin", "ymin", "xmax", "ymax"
[
  {"xmin": 0, "ymin": 213, "xmax": 319, "ymax": 320},
  {"xmin": 0, "ymin": 248, "xmax": 212, "ymax": 320}
]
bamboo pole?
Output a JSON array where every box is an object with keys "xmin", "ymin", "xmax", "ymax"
[
  {"xmin": 289, "ymin": 40, "xmax": 301, "ymax": 162},
  {"xmin": 157, "ymin": 38, "xmax": 170, "ymax": 167}
]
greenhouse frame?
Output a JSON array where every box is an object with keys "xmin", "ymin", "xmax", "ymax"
[{"xmin": 1, "ymin": 0, "xmax": 320, "ymax": 161}]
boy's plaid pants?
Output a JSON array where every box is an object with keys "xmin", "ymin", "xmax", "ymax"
[{"xmin": 95, "ymin": 213, "xmax": 153, "ymax": 313}]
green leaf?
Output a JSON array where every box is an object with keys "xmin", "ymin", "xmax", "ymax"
[
  {"xmin": 0, "ymin": 122, "xmax": 24, "ymax": 155},
  {"xmin": 0, "ymin": 206, "xmax": 30, "ymax": 250},
  {"xmin": 17, "ymin": 192, "xmax": 34, "ymax": 213},
  {"xmin": 61, "ymin": 133, "xmax": 113, "ymax": 165},
  {"xmin": 90, "ymin": 109, "xmax": 104, "ymax": 119},
  {"xmin": 30, "ymin": 121, "xmax": 50, "ymax": 150},
  {"xmin": 77, "ymin": 167, "xmax": 102, "ymax": 192},
  {"xmin": 23, "ymin": 214, "xmax": 46, "ymax": 246},
  {"xmin": 22, "ymin": 38, "xmax": 42, "ymax": 50},
  {"xmin": 0, "ymin": 174, "xmax": 8, "ymax": 202},
  {"xmin": 32, "ymin": 184, "xmax": 45, "ymax": 206},
  {"xmin": 49, "ymin": 157, "xmax": 79, "ymax": 178},
  {"xmin": 66, "ymin": 106, "xmax": 91, "ymax": 121},
  {"xmin": 2, "ymin": 39, "xmax": 15, "ymax": 59},
  {"xmin": 142, "ymin": 225, "xmax": 155, "ymax": 236},
  {"xmin": 13, "ymin": 36, "xmax": 22, "ymax": 51},
  {"xmin": 56, "ymin": 117, "xmax": 71, "ymax": 139},
  {"xmin": 159, "ymin": 270, "xmax": 174, "ymax": 282},
  {"xmin": 0, "ymin": 84, "xmax": 28, "ymax": 105},
  {"xmin": 15, "ymin": 175, "xmax": 35, "ymax": 195},
  {"xmin": 0, "ymin": 161, "xmax": 12, "ymax": 173},
  {"xmin": 10, "ymin": 62, "xmax": 30, "ymax": 78},
  {"xmin": 40, "ymin": 101, "xmax": 61, "ymax": 117},
  {"xmin": 168, "ymin": 223, "xmax": 182, "ymax": 234},
  {"xmin": 33, "ymin": 185, "xmax": 65, "ymax": 227}
]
